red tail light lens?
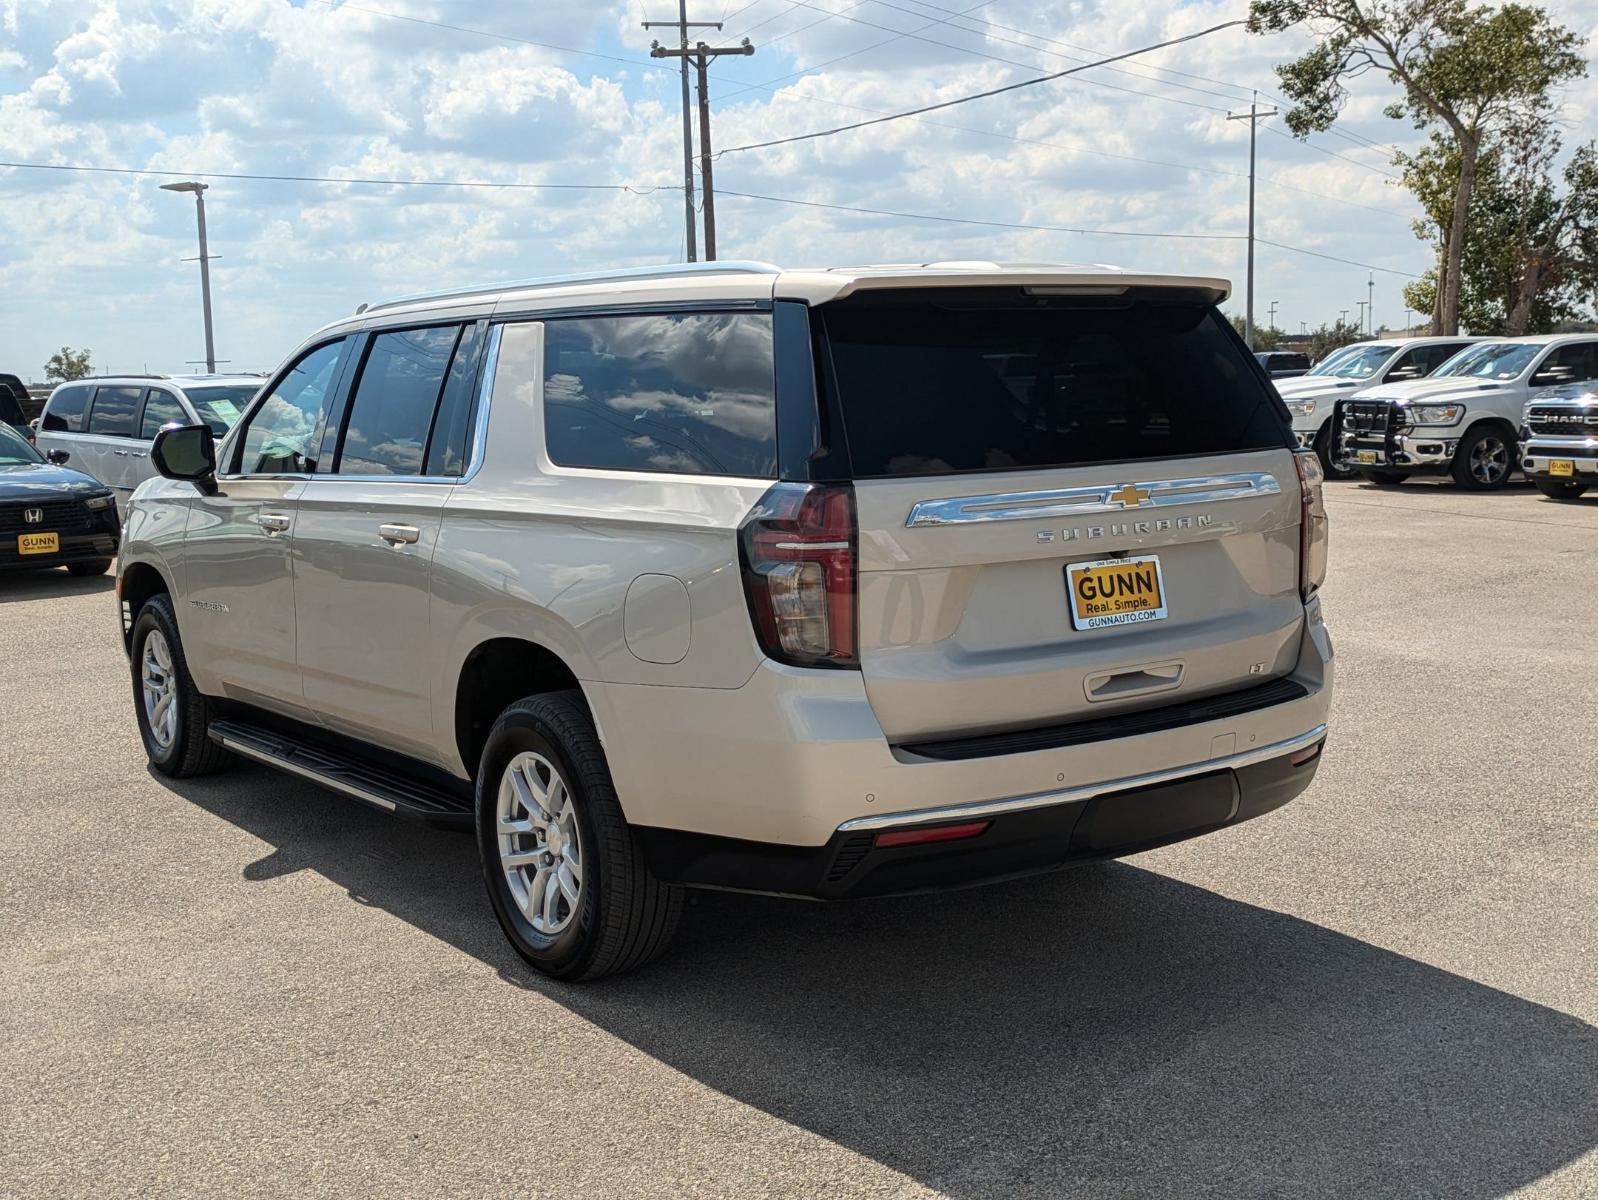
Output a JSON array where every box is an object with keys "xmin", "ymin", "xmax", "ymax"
[
  {"xmin": 738, "ymin": 482, "xmax": 858, "ymax": 669},
  {"xmin": 1295, "ymin": 450, "xmax": 1328, "ymax": 600}
]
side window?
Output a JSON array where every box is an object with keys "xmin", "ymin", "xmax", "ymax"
[
  {"xmin": 86, "ymin": 386, "xmax": 145, "ymax": 437},
  {"xmin": 425, "ymin": 322, "xmax": 483, "ymax": 476},
  {"xmin": 138, "ymin": 390, "xmax": 186, "ymax": 440},
  {"xmin": 1385, "ymin": 347, "xmax": 1430, "ymax": 380},
  {"xmin": 236, "ymin": 339, "xmax": 348, "ymax": 475},
  {"xmin": 336, "ymin": 324, "xmax": 461, "ymax": 476},
  {"xmin": 1532, "ymin": 343, "xmax": 1596, "ymax": 387},
  {"xmin": 42, "ymin": 384, "xmax": 93, "ymax": 432},
  {"xmin": 1426, "ymin": 343, "xmax": 1470, "ymax": 373},
  {"xmin": 540, "ymin": 311, "xmax": 777, "ymax": 477}
]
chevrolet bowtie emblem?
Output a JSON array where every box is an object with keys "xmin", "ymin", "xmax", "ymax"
[{"xmin": 1108, "ymin": 484, "xmax": 1151, "ymax": 508}]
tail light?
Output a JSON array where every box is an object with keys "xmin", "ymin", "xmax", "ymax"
[
  {"xmin": 1295, "ymin": 450, "xmax": 1328, "ymax": 600},
  {"xmin": 738, "ymin": 482, "xmax": 858, "ymax": 669}
]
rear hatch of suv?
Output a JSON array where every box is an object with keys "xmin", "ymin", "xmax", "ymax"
[{"xmin": 813, "ymin": 284, "xmax": 1308, "ymax": 745}]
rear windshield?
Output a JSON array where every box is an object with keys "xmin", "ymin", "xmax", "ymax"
[{"xmin": 819, "ymin": 293, "xmax": 1291, "ymax": 477}]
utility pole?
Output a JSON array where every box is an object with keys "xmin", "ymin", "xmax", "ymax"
[
  {"xmin": 643, "ymin": 4, "xmax": 722, "ymax": 262},
  {"xmin": 1367, "ymin": 272, "xmax": 1375, "ymax": 334},
  {"xmin": 1339, "ymin": 308, "xmax": 1349, "ymax": 327},
  {"xmin": 651, "ymin": 35, "xmax": 753, "ymax": 261},
  {"xmin": 1267, "ymin": 299, "xmax": 1279, "ymax": 334},
  {"xmin": 1226, "ymin": 91, "xmax": 1277, "ymax": 351},
  {"xmin": 160, "ymin": 181, "xmax": 218, "ymax": 372}
]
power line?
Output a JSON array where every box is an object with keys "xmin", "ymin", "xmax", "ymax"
[
  {"xmin": 0, "ymin": 161, "xmax": 673, "ymax": 192},
  {"xmin": 716, "ymin": 188, "xmax": 1424, "ymax": 276},
  {"xmin": 719, "ymin": 20, "xmax": 1245, "ymax": 154}
]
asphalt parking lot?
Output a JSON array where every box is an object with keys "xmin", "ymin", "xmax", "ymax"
[{"xmin": 2, "ymin": 480, "xmax": 1595, "ymax": 1198}]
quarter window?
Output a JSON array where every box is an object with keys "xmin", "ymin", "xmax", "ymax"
[
  {"xmin": 336, "ymin": 325, "xmax": 462, "ymax": 476},
  {"xmin": 236, "ymin": 339, "xmax": 348, "ymax": 475},
  {"xmin": 86, "ymin": 386, "xmax": 145, "ymax": 437},
  {"xmin": 42, "ymin": 384, "xmax": 93, "ymax": 432},
  {"xmin": 139, "ymin": 390, "xmax": 187, "ymax": 440},
  {"xmin": 536, "ymin": 312, "xmax": 777, "ymax": 477}
]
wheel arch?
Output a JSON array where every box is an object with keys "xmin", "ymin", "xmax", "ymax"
[
  {"xmin": 119, "ymin": 560, "xmax": 173, "ymax": 650},
  {"xmin": 451, "ymin": 633, "xmax": 599, "ymax": 782}
]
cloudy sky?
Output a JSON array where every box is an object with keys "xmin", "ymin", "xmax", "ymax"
[{"xmin": 1, "ymin": 0, "xmax": 1594, "ymax": 378}]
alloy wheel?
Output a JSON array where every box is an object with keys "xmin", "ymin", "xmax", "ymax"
[
  {"xmin": 1470, "ymin": 435, "xmax": 1510, "ymax": 484},
  {"xmin": 496, "ymin": 751, "xmax": 584, "ymax": 935},
  {"xmin": 141, "ymin": 629, "xmax": 178, "ymax": 750}
]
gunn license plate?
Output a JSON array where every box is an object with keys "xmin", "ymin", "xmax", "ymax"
[
  {"xmin": 1356, "ymin": 450, "xmax": 1379, "ymax": 464},
  {"xmin": 18, "ymin": 532, "xmax": 59, "ymax": 555},
  {"xmin": 1065, "ymin": 555, "xmax": 1168, "ymax": 631},
  {"xmin": 1551, "ymin": 459, "xmax": 1575, "ymax": 477}
]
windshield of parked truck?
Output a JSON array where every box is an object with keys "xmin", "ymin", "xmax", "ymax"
[
  {"xmin": 1314, "ymin": 344, "xmax": 1395, "ymax": 379},
  {"xmin": 182, "ymin": 385, "xmax": 259, "ymax": 435},
  {"xmin": 1433, "ymin": 342, "xmax": 1539, "ymax": 380},
  {"xmin": 820, "ymin": 291, "xmax": 1291, "ymax": 477}
]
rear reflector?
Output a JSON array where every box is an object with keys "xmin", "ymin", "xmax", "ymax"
[
  {"xmin": 874, "ymin": 820, "xmax": 991, "ymax": 849},
  {"xmin": 1290, "ymin": 741, "xmax": 1323, "ymax": 767}
]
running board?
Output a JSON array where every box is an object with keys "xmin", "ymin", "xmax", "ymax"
[{"xmin": 207, "ymin": 719, "xmax": 475, "ymax": 828}]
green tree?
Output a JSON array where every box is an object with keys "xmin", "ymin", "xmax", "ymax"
[
  {"xmin": 1230, "ymin": 316, "xmax": 1284, "ymax": 350},
  {"xmin": 1305, "ymin": 321, "xmax": 1365, "ymax": 363},
  {"xmin": 44, "ymin": 347, "xmax": 92, "ymax": 382},
  {"xmin": 1247, "ymin": 1, "xmax": 1585, "ymax": 335}
]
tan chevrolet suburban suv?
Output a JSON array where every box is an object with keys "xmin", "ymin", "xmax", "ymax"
[{"xmin": 117, "ymin": 261, "xmax": 1333, "ymax": 980}]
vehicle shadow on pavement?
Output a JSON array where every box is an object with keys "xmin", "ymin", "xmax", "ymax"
[
  {"xmin": 0, "ymin": 570, "xmax": 114, "ymax": 605},
  {"xmin": 167, "ymin": 766, "xmax": 1597, "ymax": 1200}
]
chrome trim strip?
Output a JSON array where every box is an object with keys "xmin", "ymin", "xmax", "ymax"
[
  {"xmin": 212, "ymin": 734, "xmax": 399, "ymax": 813},
  {"xmin": 836, "ymin": 723, "xmax": 1328, "ymax": 833},
  {"xmin": 904, "ymin": 472, "xmax": 1282, "ymax": 528}
]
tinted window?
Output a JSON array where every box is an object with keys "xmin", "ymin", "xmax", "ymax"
[
  {"xmin": 237, "ymin": 340, "xmax": 347, "ymax": 474},
  {"xmin": 537, "ymin": 312, "xmax": 777, "ymax": 477},
  {"xmin": 139, "ymin": 390, "xmax": 187, "ymax": 439},
  {"xmin": 42, "ymin": 384, "xmax": 92, "ymax": 432},
  {"xmin": 1422, "ymin": 342, "xmax": 1470, "ymax": 374},
  {"xmin": 1533, "ymin": 342, "xmax": 1598, "ymax": 387},
  {"xmin": 182, "ymin": 385, "xmax": 258, "ymax": 435},
  {"xmin": 821, "ymin": 294, "xmax": 1291, "ymax": 477},
  {"xmin": 86, "ymin": 386, "xmax": 144, "ymax": 437},
  {"xmin": 0, "ymin": 392, "xmax": 23, "ymax": 424},
  {"xmin": 0, "ymin": 422, "xmax": 42, "ymax": 464},
  {"xmin": 337, "ymin": 325, "xmax": 461, "ymax": 476},
  {"xmin": 425, "ymin": 322, "xmax": 482, "ymax": 476}
]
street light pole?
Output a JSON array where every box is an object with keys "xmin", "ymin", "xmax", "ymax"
[{"xmin": 160, "ymin": 181, "xmax": 217, "ymax": 373}]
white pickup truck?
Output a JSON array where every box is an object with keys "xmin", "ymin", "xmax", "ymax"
[
  {"xmin": 1334, "ymin": 333, "xmax": 1598, "ymax": 489},
  {"xmin": 1277, "ymin": 336, "xmax": 1478, "ymax": 478}
]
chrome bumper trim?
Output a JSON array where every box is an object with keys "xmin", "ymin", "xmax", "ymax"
[
  {"xmin": 837, "ymin": 723, "xmax": 1328, "ymax": 833},
  {"xmin": 904, "ymin": 472, "xmax": 1282, "ymax": 528}
]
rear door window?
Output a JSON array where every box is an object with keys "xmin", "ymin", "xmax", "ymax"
[
  {"xmin": 335, "ymin": 324, "xmax": 462, "ymax": 476},
  {"xmin": 539, "ymin": 311, "xmax": 777, "ymax": 477},
  {"xmin": 819, "ymin": 293, "xmax": 1291, "ymax": 477},
  {"xmin": 85, "ymin": 386, "xmax": 145, "ymax": 438},
  {"xmin": 139, "ymin": 390, "xmax": 187, "ymax": 440},
  {"xmin": 41, "ymin": 384, "xmax": 93, "ymax": 432}
]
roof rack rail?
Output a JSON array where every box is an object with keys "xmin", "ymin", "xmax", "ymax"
[
  {"xmin": 65, "ymin": 373, "xmax": 171, "ymax": 381},
  {"xmin": 363, "ymin": 260, "xmax": 783, "ymax": 314}
]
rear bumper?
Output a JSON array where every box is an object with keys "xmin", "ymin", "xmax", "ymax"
[
  {"xmin": 589, "ymin": 598, "xmax": 1333, "ymax": 848},
  {"xmin": 633, "ymin": 735, "xmax": 1324, "ymax": 899}
]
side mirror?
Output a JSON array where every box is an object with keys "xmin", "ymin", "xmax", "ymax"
[
  {"xmin": 150, "ymin": 423, "xmax": 218, "ymax": 494},
  {"xmin": 1385, "ymin": 365, "xmax": 1423, "ymax": 382},
  {"xmin": 46, "ymin": 449, "xmax": 70, "ymax": 465}
]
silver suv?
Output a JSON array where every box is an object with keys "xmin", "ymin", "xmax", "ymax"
[
  {"xmin": 117, "ymin": 262, "xmax": 1334, "ymax": 979},
  {"xmin": 37, "ymin": 373, "xmax": 263, "ymax": 503}
]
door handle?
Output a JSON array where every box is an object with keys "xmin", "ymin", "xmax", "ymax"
[
  {"xmin": 378, "ymin": 523, "xmax": 421, "ymax": 545},
  {"xmin": 258, "ymin": 512, "xmax": 292, "ymax": 534}
]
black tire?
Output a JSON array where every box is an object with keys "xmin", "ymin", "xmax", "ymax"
[
  {"xmin": 1451, "ymin": 424, "xmax": 1515, "ymax": 490},
  {"xmin": 1535, "ymin": 478, "xmax": 1589, "ymax": 501},
  {"xmin": 476, "ymin": 691, "xmax": 682, "ymax": 981},
  {"xmin": 67, "ymin": 558, "xmax": 112, "ymax": 577},
  {"xmin": 1361, "ymin": 469, "xmax": 1409, "ymax": 486},
  {"xmin": 1314, "ymin": 426, "xmax": 1358, "ymax": 480},
  {"xmin": 129, "ymin": 593, "xmax": 233, "ymax": 777}
]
